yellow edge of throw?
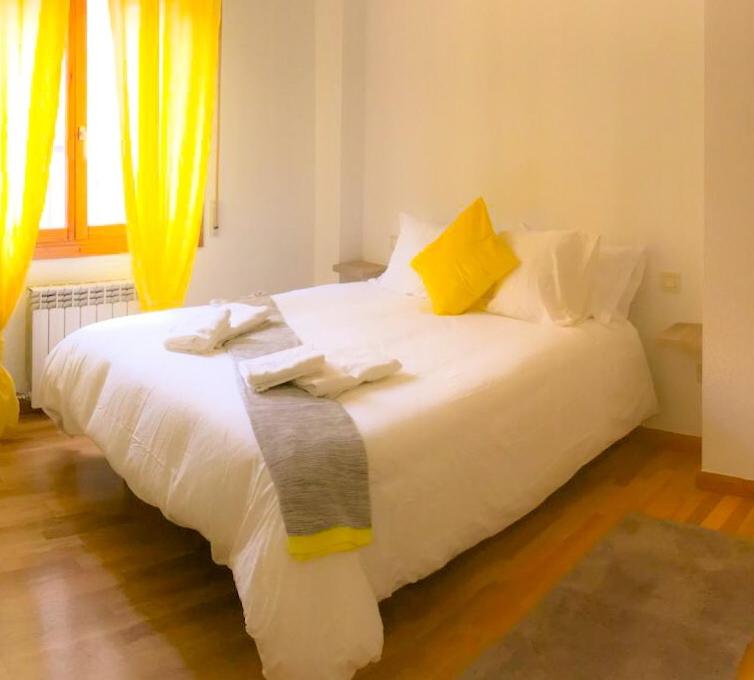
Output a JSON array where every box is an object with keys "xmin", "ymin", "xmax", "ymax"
[{"xmin": 288, "ymin": 527, "xmax": 373, "ymax": 561}]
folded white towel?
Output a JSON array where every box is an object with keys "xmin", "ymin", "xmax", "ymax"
[
  {"xmin": 165, "ymin": 303, "xmax": 270, "ymax": 355},
  {"xmin": 294, "ymin": 349, "xmax": 402, "ymax": 398},
  {"xmin": 240, "ymin": 345, "xmax": 325, "ymax": 393},
  {"xmin": 222, "ymin": 303, "xmax": 270, "ymax": 340},
  {"xmin": 164, "ymin": 307, "xmax": 231, "ymax": 354}
]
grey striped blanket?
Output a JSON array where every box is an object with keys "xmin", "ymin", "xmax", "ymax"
[{"xmin": 227, "ymin": 297, "xmax": 372, "ymax": 560}]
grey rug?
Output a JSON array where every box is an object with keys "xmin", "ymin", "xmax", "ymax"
[{"xmin": 461, "ymin": 515, "xmax": 754, "ymax": 680}]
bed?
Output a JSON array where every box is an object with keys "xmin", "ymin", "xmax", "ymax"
[{"xmin": 40, "ymin": 281, "xmax": 657, "ymax": 679}]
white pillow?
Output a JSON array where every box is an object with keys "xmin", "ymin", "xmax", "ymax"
[
  {"xmin": 376, "ymin": 213, "xmax": 444, "ymax": 297},
  {"xmin": 590, "ymin": 246, "xmax": 646, "ymax": 323},
  {"xmin": 486, "ymin": 230, "xmax": 601, "ymax": 325}
]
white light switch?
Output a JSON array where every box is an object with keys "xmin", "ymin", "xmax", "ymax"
[{"xmin": 660, "ymin": 271, "xmax": 681, "ymax": 293}]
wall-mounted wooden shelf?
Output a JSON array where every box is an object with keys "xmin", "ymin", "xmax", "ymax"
[
  {"xmin": 333, "ymin": 261, "xmax": 386, "ymax": 283},
  {"xmin": 657, "ymin": 322, "xmax": 702, "ymax": 356}
]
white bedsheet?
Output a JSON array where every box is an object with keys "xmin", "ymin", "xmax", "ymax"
[{"xmin": 40, "ymin": 282, "xmax": 657, "ymax": 679}]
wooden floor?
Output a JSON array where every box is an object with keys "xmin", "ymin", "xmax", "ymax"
[{"xmin": 1, "ymin": 416, "xmax": 748, "ymax": 679}]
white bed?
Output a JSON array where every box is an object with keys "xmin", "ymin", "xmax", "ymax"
[{"xmin": 40, "ymin": 281, "xmax": 657, "ymax": 680}]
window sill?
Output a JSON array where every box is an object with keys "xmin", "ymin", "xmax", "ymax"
[{"xmin": 34, "ymin": 230, "xmax": 128, "ymax": 260}]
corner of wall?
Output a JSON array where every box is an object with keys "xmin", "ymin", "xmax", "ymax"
[{"xmin": 314, "ymin": 0, "xmax": 367, "ymax": 283}]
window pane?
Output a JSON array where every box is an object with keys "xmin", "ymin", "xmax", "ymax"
[
  {"xmin": 40, "ymin": 57, "xmax": 67, "ymax": 230},
  {"xmin": 87, "ymin": 0, "xmax": 126, "ymax": 227}
]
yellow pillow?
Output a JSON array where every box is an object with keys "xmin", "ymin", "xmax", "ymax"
[{"xmin": 411, "ymin": 198, "xmax": 519, "ymax": 315}]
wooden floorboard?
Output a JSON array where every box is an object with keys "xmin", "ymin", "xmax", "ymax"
[{"xmin": 0, "ymin": 415, "xmax": 726, "ymax": 679}]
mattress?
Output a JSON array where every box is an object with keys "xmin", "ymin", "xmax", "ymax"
[{"xmin": 40, "ymin": 281, "xmax": 658, "ymax": 679}]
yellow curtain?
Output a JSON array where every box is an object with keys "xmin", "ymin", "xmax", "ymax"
[
  {"xmin": 0, "ymin": 0, "xmax": 69, "ymax": 437},
  {"xmin": 109, "ymin": 0, "xmax": 221, "ymax": 311}
]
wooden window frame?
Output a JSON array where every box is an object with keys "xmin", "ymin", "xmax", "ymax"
[{"xmin": 35, "ymin": 0, "xmax": 128, "ymax": 260}]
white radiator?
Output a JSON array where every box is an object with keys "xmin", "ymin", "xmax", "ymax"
[{"xmin": 29, "ymin": 280, "xmax": 139, "ymax": 407}]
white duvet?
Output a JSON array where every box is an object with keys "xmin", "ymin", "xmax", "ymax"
[{"xmin": 40, "ymin": 282, "xmax": 657, "ymax": 679}]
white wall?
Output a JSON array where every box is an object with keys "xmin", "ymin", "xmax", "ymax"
[
  {"xmin": 5, "ymin": 0, "xmax": 706, "ymax": 438},
  {"xmin": 360, "ymin": 0, "xmax": 704, "ymax": 435},
  {"xmin": 703, "ymin": 1, "xmax": 754, "ymax": 478},
  {"xmin": 5, "ymin": 0, "xmax": 316, "ymax": 394}
]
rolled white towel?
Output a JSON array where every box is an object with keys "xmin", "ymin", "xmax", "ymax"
[
  {"xmin": 240, "ymin": 345, "xmax": 325, "ymax": 393},
  {"xmin": 295, "ymin": 349, "xmax": 402, "ymax": 398},
  {"xmin": 294, "ymin": 364, "xmax": 360, "ymax": 399},
  {"xmin": 164, "ymin": 307, "xmax": 231, "ymax": 354},
  {"xmin": 335, "ymin": 350, "xmax": 402, "ymax": 383}
]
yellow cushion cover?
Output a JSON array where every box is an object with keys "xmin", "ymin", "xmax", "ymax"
[{"xmin": 411, "ymin": 197, "xmax": 519, "ymax": 315}]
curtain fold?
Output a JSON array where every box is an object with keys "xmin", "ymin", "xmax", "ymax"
[
  {"xmin": 0, "ymin": 0, "xmax": 69, "ymax": 437},
  {"xmin": 109, "ymin": 0, "xmax": 221, "ymax": 311}
]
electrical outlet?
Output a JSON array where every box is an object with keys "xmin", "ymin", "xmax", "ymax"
[{"xmin": 660, "ymin": 271, "xmax": 681, "ymax": 293}]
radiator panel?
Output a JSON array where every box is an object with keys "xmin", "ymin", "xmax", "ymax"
[
  {"xmin": 81, "ymin": 305, "xmax": 97, "ymax": 328},
  {"xmin": 96, "ymin": 304, "xmax": 113, "ymax": 323},
  {"xmin": 30, "ymin": 309, "xmax": 49, "ymax": 409},
  {"xmin": 28, "ymin": 281, "xmax": 139, "ymax": 408},
  {"xmin": 64, "ymin": 307, "xmax": 80, "ymax": 336},
  {"xmin": 49, "ymin": 309, "xmax": 65, "ymax": 350}
]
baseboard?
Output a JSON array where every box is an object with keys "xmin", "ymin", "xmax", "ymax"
[
  {"xmin": 17, "ymin": 394, "xmax": 42, "ymax": 417},
  {"xmin": 632, "ymin": 430, "xmax": 754, "ymax": 498},
  {"xmin": 697, "ymin": 471, "xmax": 754, "ymax": 498},
  {"xmin": 634, "ymin": 426, "xmax": 702, "ymax": 453}
]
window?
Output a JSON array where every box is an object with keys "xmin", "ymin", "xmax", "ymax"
[{"xmin": 36, "ymin": 0, "xmax": 127, "ymax": 259}]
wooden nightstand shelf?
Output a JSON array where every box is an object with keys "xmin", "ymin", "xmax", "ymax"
[
  {"xmin": 657, "ymin": 322, "xmax": 702, "ymax": 356},
  {"xmin": 333, "ymin": 261, "xmax": 386, "ymax": 283}
]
